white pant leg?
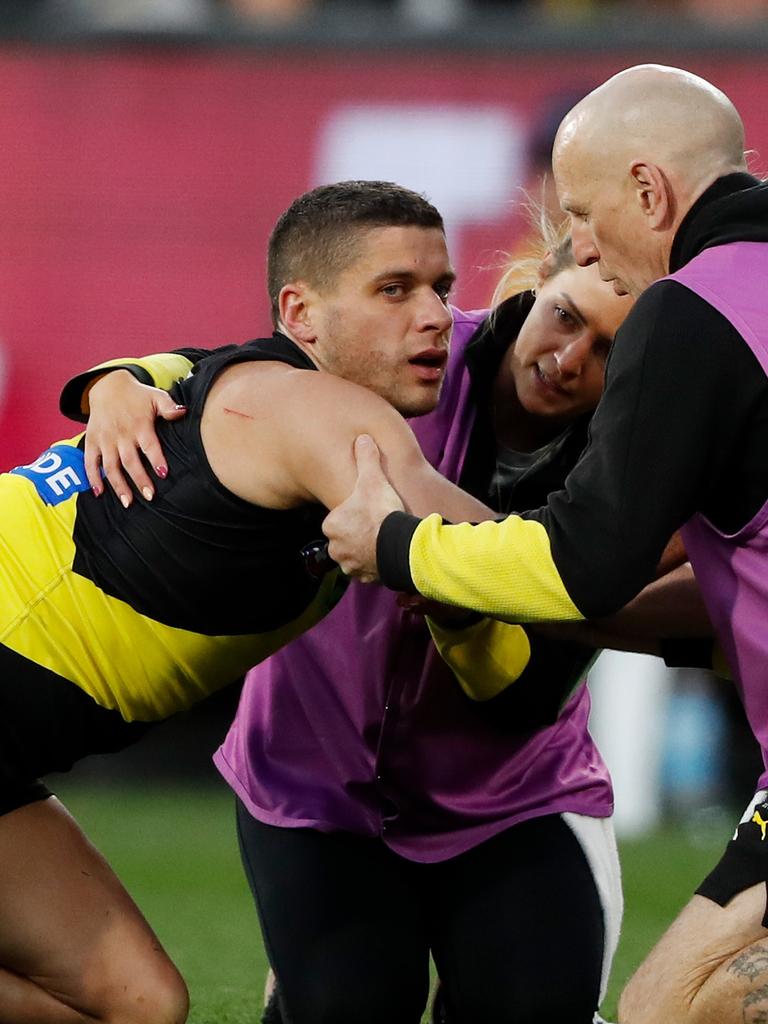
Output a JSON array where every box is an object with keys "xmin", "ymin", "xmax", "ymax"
[{"xmin": 562, "ymin": 811, "xmax": 623, "ymax": 1004}]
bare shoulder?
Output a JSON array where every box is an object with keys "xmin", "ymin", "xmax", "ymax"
[
  {"xmin": 207, "ymin": 359, "xmax": 396, "ymax": 428},
  {"xmin": 200, "ymin": 361, "xmax": 409, "ymax": 510}
]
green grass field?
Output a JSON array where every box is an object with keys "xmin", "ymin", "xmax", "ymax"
[{"xmin": 51, "ymin": 780, "xmax": 730, "ymax": 1023}]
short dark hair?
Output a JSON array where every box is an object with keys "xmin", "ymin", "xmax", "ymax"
[{"xmin": 267, "ymin": 180, "xmax": 444, "ymax": 326}]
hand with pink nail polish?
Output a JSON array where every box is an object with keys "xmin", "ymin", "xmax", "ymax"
[{"xmin": 83, "ymin": 370, "xmax": 186, "ymax": 506}]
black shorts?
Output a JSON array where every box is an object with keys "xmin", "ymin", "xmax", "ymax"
[
  {"xmin": 0, "ymin": 775, "xmax": 52, "ymax": 817},
  {"xmin": 697, "ymin": 788, "xmax": 768, "ymax": 926},
  {"xmin": 0, "ymin": 643, "xmax": 150, "ymax": 817}
]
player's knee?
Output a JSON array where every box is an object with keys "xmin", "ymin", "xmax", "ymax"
[
  {"xmin": 103, "ymin": 961, "xmax": 189, "ymax": 1024},
  {"xmin": 141, "ymin": 968, "xmax": 189, "ymax": 1024}
]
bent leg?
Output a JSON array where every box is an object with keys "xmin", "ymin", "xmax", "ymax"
[
  {"xmin": 620, "ymin": 887, "xmax": 768, "ymax": 1024},
  {"xmin": 236, "ymin": 800, "xmax": 430, "ymax": 1024},
  {"xmin": 429, "ymin": 815, "xmax": 611, "ymax": 1024},
  {"xmin": 622, "ymin": 790, "xmax": 768, "ymax": 1023},
  {"xmin": 0, "ymin": 797, "xmax": 188, "ymax": 1024}
]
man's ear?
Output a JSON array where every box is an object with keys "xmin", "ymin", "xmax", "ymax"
[
  {"xmin": 279, "ymin": 282, "xmax": 317, "ymax": 343},
  {"xmin": 630, "ymin": 161, "xmax": 675, "ymax": 230}
]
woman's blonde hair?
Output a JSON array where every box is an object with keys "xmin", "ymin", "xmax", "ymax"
[{"xmin": 491, "ymin": 204, "xmax": 574, "ymax": 310}]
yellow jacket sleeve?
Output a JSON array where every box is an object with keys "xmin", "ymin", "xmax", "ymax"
[{"xmin": 408, "ymin": 514, "xmax": 583, "ymax": 623}]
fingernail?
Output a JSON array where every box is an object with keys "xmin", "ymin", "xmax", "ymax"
[
  {"xmin": 175, "ymin": 404, "xmax": 186, "ymax": 411},
  {"xmin": 92, "ymin": 485, "xmax": 102, "ymax": 497},
  {"xmin": 142, "ymin": 487, "xmax": 153, "ymax": 502},
  {"xmin": 120, "ymin": 494, "xmax": 130, "ymax": 509},
  {"xmin": 156, "ymin": 465, "xmax": 168, "ymax": 479}
]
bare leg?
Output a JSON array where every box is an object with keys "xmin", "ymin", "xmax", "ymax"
[
  {"xmin": 620, "ymin": 886, "xmax": 768, "ymax": 1023},
  {"xmin": 0, "ymin": 797, "xmax": 189, "ymax": 1024}
]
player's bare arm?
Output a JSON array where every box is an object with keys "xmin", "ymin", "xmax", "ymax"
[
  {"xmin": 531, "ymin": 562, "xmax": 714, "ymax": 655},
  {"xmin": 200, "ymin": 360, "xmax": 493, "ymax": 525},
  {"xmin": 323, "ymin": 433, "xmax": 405, "ymax": 579}
]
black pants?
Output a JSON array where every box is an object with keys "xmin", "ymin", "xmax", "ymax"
[{"xmin": 236, "ymin": 800, "xmax": 605, "ymax": 1024}]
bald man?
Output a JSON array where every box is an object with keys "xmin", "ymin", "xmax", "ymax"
[{"xmin": 323, "ymin": 65, "xmax": 768, "ymax": 1023}]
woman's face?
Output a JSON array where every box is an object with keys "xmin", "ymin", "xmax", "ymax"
[{"xmin": 509, "ymin": 262, "xmax": 634, "ymax": 420}]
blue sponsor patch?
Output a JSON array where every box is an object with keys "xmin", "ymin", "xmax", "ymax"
[{"xmin": 11, "ymin": 444, "xmax": 91, "ymax": 505}]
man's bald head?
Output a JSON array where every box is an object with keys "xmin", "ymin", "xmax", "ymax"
[
  {"xmin": 553, "ymin": 65, "xmax": 748, "ymax": 297},
  {"xmin": 556, "ymin": 65, "xmax": 745, "ymax": 197}
]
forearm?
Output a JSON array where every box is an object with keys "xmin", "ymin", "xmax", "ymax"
[
  {"xmin": 59, "ymin": 351, "xmax": 201, "ymax": 421},
  {"xmin": 531, "ymin": 621, "xmax": 662, "ymax": 656},
  {"xmin": 532, "ymin": 564, "xmax": 713, "ymax": 660},
  {"xmin": 59, "ymin": 351, "xmax": 206, "ymax": 501},
  {"xmin": 397, "ymin": 460, "xmax": 493, "ymax": 525},
  {"xmin": 591, "ymin": 563, "xmax": 712, "ymax": 640}
]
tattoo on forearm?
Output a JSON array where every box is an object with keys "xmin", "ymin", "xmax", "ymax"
[{"xmin": 730, "ymin": 947, "xmax": 768, "ymax": 983}]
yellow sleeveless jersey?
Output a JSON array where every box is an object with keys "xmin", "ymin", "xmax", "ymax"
[{"xmin": 1, "ymin": 336, "xmax": 345, "ymax": 722}]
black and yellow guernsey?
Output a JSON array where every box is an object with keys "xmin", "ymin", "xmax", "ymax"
[
  {"xmin": 2, "ymin": 335, "xmax": 344, "ymax": 722},
  {"xmin": 59, "ymin": 301, "xmax": 603, "ymax": 723}
]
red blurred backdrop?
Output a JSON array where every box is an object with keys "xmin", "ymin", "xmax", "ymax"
[{"xmin": 1, "ymin": 45, "xmax": 766, "ymax": 465}]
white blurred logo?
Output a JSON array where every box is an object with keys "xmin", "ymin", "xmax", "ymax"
[{"xmin": 315, "ymin": 104, "xmax": 524, "ymax": 265}]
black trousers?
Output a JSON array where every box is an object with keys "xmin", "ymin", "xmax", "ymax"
[{"xmin": 236, "ymin": 800, "xmax": 605, "ymax": 1024}]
